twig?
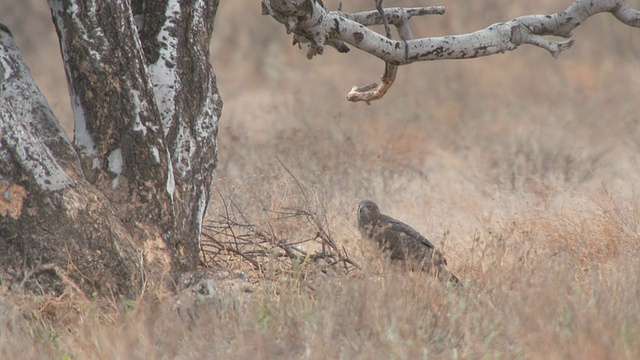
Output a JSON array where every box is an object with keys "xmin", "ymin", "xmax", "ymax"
[
  {"xmin": 202, "ymin": 160, "xmax": 360, "ymax": 277},
  {"xmin": 376, "ymin": 0, "xmax": 392, "ymax": 39},
  {"xmin": 201, "ymin": 231, "xmax": 261, "ymax": 270}
]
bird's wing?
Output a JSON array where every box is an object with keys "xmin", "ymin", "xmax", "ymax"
[{"xmin": 378, "ymin": 214, "xmax": 436, "ymax": 249}]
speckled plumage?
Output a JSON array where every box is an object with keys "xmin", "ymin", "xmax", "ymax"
[{"xmin": 357, "ymin": 199, "xmax": 459, "ymax": 283}]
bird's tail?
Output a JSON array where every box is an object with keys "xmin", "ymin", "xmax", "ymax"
[
  {"xmin": 435, "ymin": 267, "xmax": 461, "ymax": 287},
  {"xmin": 447, "ymin": 271, "xmax": 461, "ymax": 286},
  {"xmin": 427, "ymin": 251, "xmax": 462, "ymax": 287}
]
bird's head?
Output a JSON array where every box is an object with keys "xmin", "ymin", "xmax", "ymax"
[{"xmin": 357, "ymin": 199, "xmax": 380, "ymax": 223}]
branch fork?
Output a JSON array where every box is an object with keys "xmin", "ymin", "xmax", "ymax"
[{"xmin": 264, "ymin": 0, "xmax": 640, "ymax": 103}]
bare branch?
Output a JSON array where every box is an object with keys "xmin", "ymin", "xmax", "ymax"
[
  {"xmin": 343, "ymin": 6, "xmax": 445, "ymax": 27},
  {"xmin": 347, "ymin": 62, "xmax": 397, "ymax": 104},
  {"xmin": 375, "ymin": 0, "xmax": 392, "ymax": 39},
  {"xmin": 264, "ymin": 0, "xmax": 640, "ymax": 102},
  {"xmin": 202, "ymin": 190, "xmax": 361, "ymax": 277}
]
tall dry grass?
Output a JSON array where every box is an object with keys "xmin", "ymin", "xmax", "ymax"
[{"xmin": 2, "ymin": 0, "xmax": 640, "ymax": 358}]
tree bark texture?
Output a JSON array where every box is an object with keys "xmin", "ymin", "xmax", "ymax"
[
  {"xmin": 264, "ymin": 0, "xmax": 640, "ymax": 102},
  {"xmin": 266, "ymin": 0, "xmax": 640, "ymax": 62},
  {"xmin": 0, "ymin": 0, "xmax": 221, "ymax": 297}
]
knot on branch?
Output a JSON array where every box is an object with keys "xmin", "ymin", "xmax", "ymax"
[{"xmin": 264, "ymin": 0, "xmax": 346, "ymax": 59}]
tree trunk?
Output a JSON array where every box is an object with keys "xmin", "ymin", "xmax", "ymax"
[{"xmin": 0, "ymin": 0, "xmax": 221, "ymax": 298}]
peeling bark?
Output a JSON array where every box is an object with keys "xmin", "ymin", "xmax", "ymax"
[
  {"xmin": 48, "ymin": 0, "xmax": 174, "ymax": 273},
  {"xmin": 136, "ymin": 0, "xmax": 222, "ymax": 271},
  {"xmin": 0, "ymin": 30, "xmax": 142, "ymax": 297},
  {"xmin": 0, "ymin": 0, "xmax": 220, "ymax": 297}
]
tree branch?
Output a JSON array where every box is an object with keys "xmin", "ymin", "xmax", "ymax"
[
  {"xmin": 264, "ymin": 0, "xmax": 640, "ymax": 102},
  {"xmin": 344, "ymin": 6, "xmax": 445, "ymax": 27}
]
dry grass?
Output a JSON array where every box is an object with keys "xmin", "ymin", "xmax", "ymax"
[{"xmin": 2, "ymin": 0, "xmax": 640, "ymax": 358}]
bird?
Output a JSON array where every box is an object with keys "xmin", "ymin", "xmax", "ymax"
[{"xmin": 356, "ymin": 199, "xmax": 459, "ymax": 284}]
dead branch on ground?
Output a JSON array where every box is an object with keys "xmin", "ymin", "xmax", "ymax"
[{"xmin": 201, "ymin": 177, "xmax": 360, "ymax": 279}]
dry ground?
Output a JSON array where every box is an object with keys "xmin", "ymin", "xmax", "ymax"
[{"xmin": 1, "ymin": 0, "xmax": 640, "ymax": 358}]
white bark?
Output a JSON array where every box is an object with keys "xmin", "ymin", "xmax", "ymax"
[
  {"xmin": 0, "ymin": 26, "xmax": 76, "ymax": 191},
  {"xmin": 138, "ymin": 0, "xmax": 222, "ymax": 269},
  {"xmin": 0, "ymin": 0, "xmax": 221, "ymax": 296},
  {"xmin": 46, "ymin": 0, "xmax": 221, "ymax": 272},
  {"xmin": 1, "ymin": 25, "xmax": 144, "ymax": 297},
  {"xmin": 148, "ymin": 0, "xmax": 181, "ymax": 134},
  {"xmin": 264, "ymin": 0, "xmax": 640, "ymax": 102},
  {"xmin": 0, "ymin": 99, "xmax": 72, "ymax": 192}
]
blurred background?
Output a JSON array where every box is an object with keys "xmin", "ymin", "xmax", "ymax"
[
  {"xmin": 2, "ymin": 0, "xmax": 640, "ymax": 265},
  {"xmin": 3, "ymin": 2, "xmax": 640, "ymax": 356}
]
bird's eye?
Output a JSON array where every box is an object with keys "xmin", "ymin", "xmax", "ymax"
[{"xmin": 367, "ymin": 205, "xmax": 372, "ymax": 209}]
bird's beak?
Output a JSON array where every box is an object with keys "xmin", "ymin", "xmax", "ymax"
[{"xmin": 358, "ymin": 205, "xmax": 364, "ymax": 213}]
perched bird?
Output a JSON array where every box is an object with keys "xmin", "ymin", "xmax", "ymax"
[{"xmin": 356, "ymin": 199, "xmax": 459, "ymax": 284}]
